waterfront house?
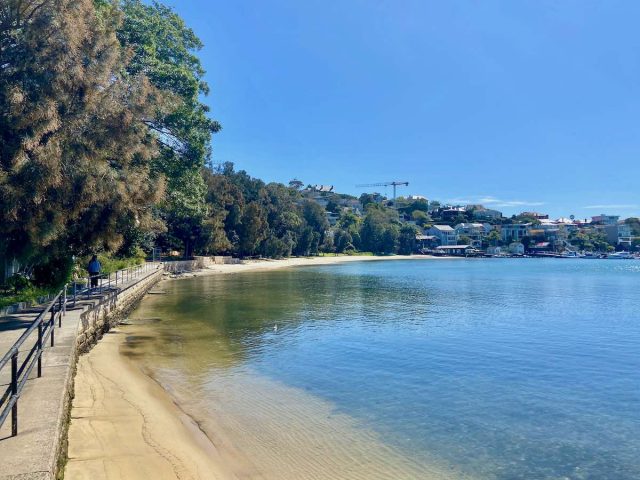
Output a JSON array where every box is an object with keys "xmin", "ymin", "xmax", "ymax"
[
  {"xmin": 604, "ymin": 223, "xmax": 633, "ymax": 248},
  {"xmin": 508, "ymin": 242, "xmax": 525, "ymax": 255},
  {"xmin": 454, "ymin": 223, "xmax": 491, "ymax": 247},
  {"xmin": 500, "ymin": 223, "xmax": 531, "ymax": 243},
  {"xmin": 416, "ymin": 234, "xmax": 438, "ymax": 250},
  {"xmin": 426, "ymin": 225, "xmax": 458, "ymax": 246}
]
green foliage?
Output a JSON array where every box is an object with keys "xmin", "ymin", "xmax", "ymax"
[
  {"xmin": 334, "ymin": 229, "xmax": 354, "ymax": 253},
  {"xmin": 458, "ymin": 235, "xmax": 473, "ymax": 246},
  {"xmin": 625, "ymin": 217, "xmax": 640, "ymax": 236},
  {"xmin": 360, "ymin": 208, "xmax": 399, "ymax": 254},
  {"xmin": 486, "ymin": 230, "xmax": 502, "ymax": 246},
  {"xmin": 6, "ymin": 273, "xmax": 32, "ymax": 294},
  {"xmin": 116, "ymin": 0, "xmax": 221, "ymax": 256},
  {"xmin": 569, "ymin": 229, "xmax": 610, "ymax": 252},
  {"xmin": 411, "ymin": 210, "xmax": 431, "ymax": 227},
  {"xmin": 398, "ymin": 225, "xmax": 418, "ymax": 254},
  {"xmin": 0, "ymin": 0, "xmax": 165, "ymax": 276},
  {"xmin": 0, "ymin": 287, "xmax": 52, "ymax": 309}
]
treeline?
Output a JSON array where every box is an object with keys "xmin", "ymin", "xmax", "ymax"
[
  {"xmin": 0, "ymin": 0, "xmax": 417, "ymax": 289},
  {"xmin": 167, "ymin": 162, "xmax": 419, "ymax": 259}
]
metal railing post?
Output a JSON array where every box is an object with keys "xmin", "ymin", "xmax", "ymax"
[
  {"xmin": 58, "ymin": 296, "xmax": 63, "ymax": 327},
  {"xmin": 63, "ymin": 286, "xmax": 67, "ymax": 316},
  {"xmin": 37, "ymin": 322, "xmax": 43, "ymax": 377},
  {"xmin": 50, "ymin": 309, "xmax": 55, "ymax": 347},
  {"xmin": 11, "ymin": 353, "xmax": 18, "ymax": 436}
]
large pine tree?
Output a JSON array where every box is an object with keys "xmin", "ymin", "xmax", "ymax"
[{"xmin": 0, "ymin": 0, "xmax": 165, "ymax": 280}]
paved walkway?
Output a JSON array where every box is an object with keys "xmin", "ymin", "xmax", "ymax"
[{"xmin": 0, "ymin": 268, "xmax": 162, "ymax": 480}]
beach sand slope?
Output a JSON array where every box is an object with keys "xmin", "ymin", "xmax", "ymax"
[{"xmin": 65, "ymin": 329, "xmax": 236, "ymax": 480}]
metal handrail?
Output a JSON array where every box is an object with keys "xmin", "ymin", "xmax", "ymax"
[{"xmin": 0, "ymin": 261, "xmax": 161, "ymax": 437}]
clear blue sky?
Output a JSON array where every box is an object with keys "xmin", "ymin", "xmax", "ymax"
[{"xmin": 170, "ymin": 0, "xmax": 640, "ymax": 219}]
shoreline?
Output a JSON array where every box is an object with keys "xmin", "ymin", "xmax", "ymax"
[
  {"xmin": 189, "ymin": 253, "xmax": 448, "ymax": 277},
  {"xmin": 65, "ymin": 254, "xmax": 454, "ymax": 480}
]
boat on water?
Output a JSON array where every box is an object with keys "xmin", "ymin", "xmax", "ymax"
[
  {"xmin": 560, "ymin": 251, "xmax": 583, "ymax": 258},
  {"xmin": 606, "ymin": 251, "xmax": 634, "ymax": 260}
]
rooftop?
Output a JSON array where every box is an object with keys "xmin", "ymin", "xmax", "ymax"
[{"xmin": 430, "ymin": 225, "xmax": 455, "ymax": 232}]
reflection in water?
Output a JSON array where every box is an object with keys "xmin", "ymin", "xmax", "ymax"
[{"xmin": 126, "ymin": 259, "xmax": 640, "ymax": 480}]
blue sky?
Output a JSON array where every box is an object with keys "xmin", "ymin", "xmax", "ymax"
[{"xmin": 170, "ymin": 0, "xmax": 640, "ymax": 219}]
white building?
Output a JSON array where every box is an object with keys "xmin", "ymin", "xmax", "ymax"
[{"xmin": 426, "ymin": 225, "xmax": 458, "ymax": 246}]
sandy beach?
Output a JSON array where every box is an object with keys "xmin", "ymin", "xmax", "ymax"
[
  {"xmin": 192, "ymin": 254, "xmax": 441, "ymax": 277},
  {"xmin": 65, "ymin": 255, "xmax": 450, "ymax": 480}
]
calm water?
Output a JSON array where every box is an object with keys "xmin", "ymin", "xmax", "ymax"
[{"xmin": 128, "ymin": 259, "xmax": 640, "ymax": 479}]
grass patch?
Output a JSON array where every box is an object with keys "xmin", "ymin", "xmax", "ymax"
[{"xmin": 0, "ymin": 287, "xmax": 54, "ymax": 309}]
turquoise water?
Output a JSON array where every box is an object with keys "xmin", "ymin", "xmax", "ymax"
[{"xmin": 130, "ymin": 259, "xmax": 640, "ymax": 479}]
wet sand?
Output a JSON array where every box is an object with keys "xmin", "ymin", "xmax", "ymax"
[{"xmin": 65, "ymin": 329, "xmax": 238, "ymax": 479}]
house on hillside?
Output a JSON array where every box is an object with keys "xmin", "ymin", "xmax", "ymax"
[
  {"xmin": 426, "ymin": 225, "xmax": 458, "ymax": 246},
  {"xmin": 440, "ymin": 207, "xmax": 466, "ymax": 222},
  {"xmin": 500, "ymin": 223, "xmax": 531, "ymax": 243},
  {"xmin": 591, "ymin": 214, "xmax": 620, "ymax": 225},
  {"xmin": 603, "ymin": 223, "xmax": 633, "ymax": 248},
  {"xmin": 520, "ymin": 211, "xmax": 549, "ymax": 220},
  {"xmin": 470, "ymin": 206, "xmax": 503, "ymax": 221},
  {"xmin": 454, "ymin": 223, "xmax": 491, "ymax": 247}
]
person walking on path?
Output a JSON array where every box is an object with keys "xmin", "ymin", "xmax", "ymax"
[{"xmin": 88, "ymin": 255, "xmax": 101, "ymax": 289}]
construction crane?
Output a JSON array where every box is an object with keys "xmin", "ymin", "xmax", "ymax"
[{"xmin": 355, "ymin": 181, "xmax": 409, "ymax": 203}]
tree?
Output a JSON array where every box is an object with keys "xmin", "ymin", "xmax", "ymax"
[
  {"xmin": 237, "ymin": 202, "xmax": 267, "ymax": 256},
  {"xmin": 458, "ymin": 235, "xmax": 473, "ymax": 246},
  {"xmin": 0, "ymin": 0, "xmax": 164, "ymax": 280},
  {"xmin": 359, "ymin": 207, "xmax": 394, "ymax": 254},
  {"xmin": 412, "ymin": 210, "xmax": 431, "ymax": 227},
  {"xmin": 398, "ymin": 225, "xmax": 418, "ymax": 254},
  {"xmin": 381, "ymin": 225, "xmax": 399, "ymax": 254},
  {"xmin": 325, "ymin": 199, "xmax": 339, "ymax": 213},
  {"xmin": 360, "ymin": 212, "xmax": 386, "ymax": 253},
  {"xmin": 302, "ymin": 201, "xmax": 329, "ymax": 237},
  {"xmin": 569, "ymin": 229, "xmax": 610, "ymax": 252},
  {"xmin": 334, "ymin": 229, "xmax": 353, "ymax": 253},
  {"xmin": 625, "ymin": 217, "xmax": 640, "ymax": 236},
  {"xmin": 117, "ymin": 0, "xmax": 221, "ymax": 254},
  {"xmin": 288, "ymin": 178, "xmax": 304, "ymax": 190},
  {"xmin": 486, "ymin": 230, "xmax": 501, "ymax": 246}
]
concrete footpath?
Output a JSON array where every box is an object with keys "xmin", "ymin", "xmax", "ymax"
[{"xmin": 0, "ymin": 265, "xmax": 164, "ymax": 480}]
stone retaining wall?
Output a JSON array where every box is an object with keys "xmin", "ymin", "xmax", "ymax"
[{"xmin": 76, "ymin": 268, "xmax": 163, "ymax": 353}]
